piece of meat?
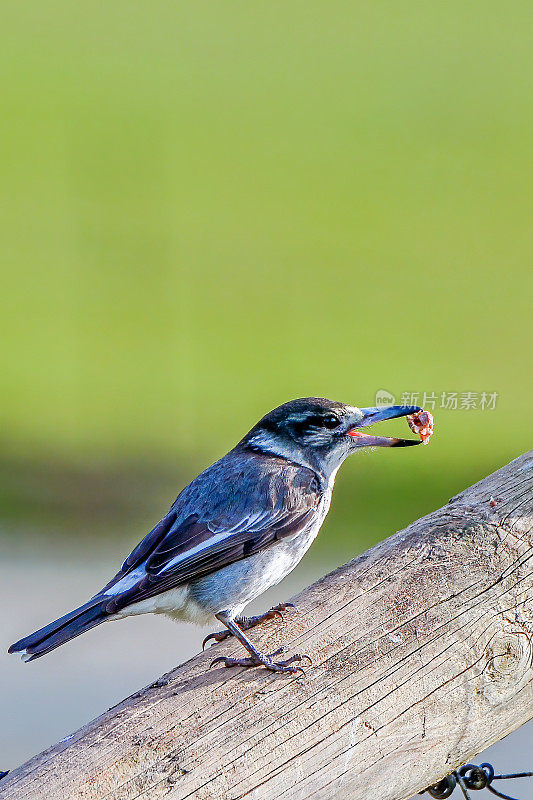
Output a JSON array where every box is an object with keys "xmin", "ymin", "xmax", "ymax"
[{"xmin": 406, "ymin": 410, "xmax": 434, "ymax": 445}]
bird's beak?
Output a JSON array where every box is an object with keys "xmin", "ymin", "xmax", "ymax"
[{"xmin": 347, "ymin": 405, "xmax": 423, "ymax": 448}]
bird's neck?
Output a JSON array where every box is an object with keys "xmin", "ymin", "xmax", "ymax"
[{"xmin": 242, "ymin": 431, "xmax": 341, "ymax": 489}]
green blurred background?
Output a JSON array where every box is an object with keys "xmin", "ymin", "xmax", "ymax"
[{"xmin": 1, "ymin": 0, "xmax": 532, "ymax": 766}]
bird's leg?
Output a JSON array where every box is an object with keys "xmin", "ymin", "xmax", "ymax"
[
  {"xmin": 209, "ymin": 610, "xmax": 309, "ymax": 674},
  {"xmin": 202, "ymin": 603, "xmax": 296, "ymax": 649}
]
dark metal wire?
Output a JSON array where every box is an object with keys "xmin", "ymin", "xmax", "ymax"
[{"xmin": 422, "ymin": 762, "xmax": 533, "ymax": 800}]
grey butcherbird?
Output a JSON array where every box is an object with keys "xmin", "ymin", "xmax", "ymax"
[{"xmin": 9, "ymin": 398, "xmax": 423, "ymax": 674}]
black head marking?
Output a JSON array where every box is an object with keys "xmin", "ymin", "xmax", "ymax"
[{"xmin": 243, "ymin": 397, "xmax": 349, "ymax": 446}]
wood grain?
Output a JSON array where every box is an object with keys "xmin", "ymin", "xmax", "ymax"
[{"xmin": 2, "ymin": 452, "xmax": 533, "ymax": 800}]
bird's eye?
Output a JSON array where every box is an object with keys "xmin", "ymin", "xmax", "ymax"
[{"xmin": 323, "ymin": 414, "xmax": 340, "ymax": 429}]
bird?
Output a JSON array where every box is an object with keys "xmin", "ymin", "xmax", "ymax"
[{"xmin": 9, "ymin": 397, "xmax": 424, "ymax": 674}]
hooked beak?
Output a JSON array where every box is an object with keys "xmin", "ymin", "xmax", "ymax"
[{"xmin": 347, "ymin": 405, "xmax": 423, "ymax": 448}]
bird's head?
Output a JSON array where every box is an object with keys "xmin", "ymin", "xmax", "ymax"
[{"xmin": 241, "ymin": 397, "xmax": 423, "ymax": 479}]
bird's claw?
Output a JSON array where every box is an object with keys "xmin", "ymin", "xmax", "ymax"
[
  {"xmin": 202, "ymin": 602, "xmax": 298, "ymax": 649},
  {"xmin": 267, "ymin": 602, "xmax": 298, "ymax": 622},
  {"xmin": 273, "ymin": 601, "xmax": 297, "ymax": 612},
  {"xmin": 210, "ymin": 648, "xmax": 308, "ymax": 675},
  {"xmin": 202, "ymin": 630, "xmax": 231, "ymax": 650}
]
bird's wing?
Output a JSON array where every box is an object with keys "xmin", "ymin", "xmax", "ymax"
[
  {"xmin": 98, "ymin": 511, "xmax": 179, "ymax": 595},
  {"xmin": 100, "ymin": 463, "xmax": 321, "ymax": 614}
]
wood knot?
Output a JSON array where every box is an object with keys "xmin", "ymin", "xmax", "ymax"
[{"xmin": 481, "ymin": 630, "xmax": 533, "ymax": 704}]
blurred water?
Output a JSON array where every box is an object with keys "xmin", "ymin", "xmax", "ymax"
[{"xmin": 1, "ymin": 545, "xmax": 531, "ymax": 791}]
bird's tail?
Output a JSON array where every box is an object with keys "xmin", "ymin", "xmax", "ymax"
[{"xmin": 8, "ymin": 597, "xmax": 109, "ymax": 662}]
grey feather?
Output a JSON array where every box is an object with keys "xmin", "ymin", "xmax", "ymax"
[{"xmin": 103, "ymin": 451, "xmax": 321, "ymax": 614}]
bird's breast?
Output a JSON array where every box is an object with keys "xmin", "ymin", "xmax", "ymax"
[{"xmin": 188, "ymin": 491, "xmax": 331, "ymax": 617}]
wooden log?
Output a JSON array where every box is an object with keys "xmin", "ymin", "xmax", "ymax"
[{"xmin": 2, "ymin": 452, "xmax": 533, "ymax": 800}]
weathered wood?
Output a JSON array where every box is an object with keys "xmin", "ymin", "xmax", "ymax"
[{"xmin": 2, "ymin": 452, "xmax": 533, "ymax": 800}]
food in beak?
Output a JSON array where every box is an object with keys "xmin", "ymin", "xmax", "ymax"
[{"xmin": 406, "ymin": 410, "xmax": 434, "ymax": 445}]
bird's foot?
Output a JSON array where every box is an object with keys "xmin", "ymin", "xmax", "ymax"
[
  {"xmin": 210, "ymin": 647, "xmax": 311, "ymax": 675},
  {"xmin": 202, "ymin": 603, "xmax": 297, "ymax": 649}
]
